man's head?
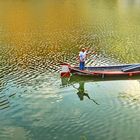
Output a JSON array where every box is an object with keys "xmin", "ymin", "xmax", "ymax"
[{"xmin": 81, "ymin": 48, "xmax": 85, "ymax": 52}]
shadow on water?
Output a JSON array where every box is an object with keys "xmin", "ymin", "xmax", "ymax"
[
  {"xmin": 72, "ymin": 81, "xmax": 99, "ymax": 105},
  {"xmin": 61, "ymin": 77, "xmax": 100, "ymax": 105},
  {"xmin": 61, "ymin": 73, "xmax": 140, "ymax": 85},
  {"xmin": 61, "ymin": 75, "xmax": 140, "ymax": 105}
]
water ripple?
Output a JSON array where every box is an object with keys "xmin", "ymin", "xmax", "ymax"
[{"xmin": 0, "ymin": 0, "xmax": 140, "ymax": 140}]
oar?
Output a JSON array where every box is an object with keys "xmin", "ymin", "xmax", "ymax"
[{"xmin": 89, "ymin": 98, "xmax": 100, "ymax": 105}]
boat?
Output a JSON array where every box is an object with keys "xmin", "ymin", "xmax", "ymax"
[{"xmin": 60, "ymin": 63, "xmax": 140, "ymax": 78}]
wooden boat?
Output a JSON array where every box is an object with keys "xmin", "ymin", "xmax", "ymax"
[{"xmin": 60, "ymin": 63, "xmax": 140, "ymax": 78}]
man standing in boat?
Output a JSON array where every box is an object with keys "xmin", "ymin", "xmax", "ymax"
[{"xmin": 79, "ymin": 47, "xmax": 88, "ymax": 70}]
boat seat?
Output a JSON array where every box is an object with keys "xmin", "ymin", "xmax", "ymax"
[{"xmin": 121, "ymin": 64, "xmax": 140, "ymax": 72}]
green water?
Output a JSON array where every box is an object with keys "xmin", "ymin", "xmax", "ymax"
[{"xmin": 0, "ymin": 0, "xmax": 140, "ymax": 140}]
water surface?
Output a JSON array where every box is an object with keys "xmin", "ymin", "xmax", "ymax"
[{"xmin": 0, "ymin": 0, "xmax": 140, "ymax": 140}]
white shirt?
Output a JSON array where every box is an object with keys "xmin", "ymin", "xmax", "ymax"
[{"xmin": 79, "ymin": 51, "xmax": 87, "ymax": 62}]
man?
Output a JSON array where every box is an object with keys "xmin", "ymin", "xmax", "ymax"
[{"xmin": 79, "ymin": 48, "xmax": 87, "ymax": 70}]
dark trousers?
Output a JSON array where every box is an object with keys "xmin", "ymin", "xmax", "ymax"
[{"xmin": 79, "ymin": 62, "xmax": 85, "ymax": 70}]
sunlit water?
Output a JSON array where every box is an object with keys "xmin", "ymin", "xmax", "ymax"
[{"xmin": 0, "ymin": 0, "xmax": 140, "ymax": 140}]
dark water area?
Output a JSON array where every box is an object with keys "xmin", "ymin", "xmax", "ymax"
[{"xmin": 0, "ymin": 0, "xmax": 140, "ymax": 140}]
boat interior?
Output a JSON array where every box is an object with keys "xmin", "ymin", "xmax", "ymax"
[{"xmin": 72, "ymin": 64, "xmax": 140, "ymax": 72}]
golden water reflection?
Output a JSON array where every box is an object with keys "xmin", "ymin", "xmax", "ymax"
[{"xmin": 0, "ymin": 0, "xmax": 140, "ymax": 71}]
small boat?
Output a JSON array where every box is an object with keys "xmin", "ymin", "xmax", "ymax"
[{"xmin": 60, "ymin": 63, "xmax": 140, "ymax": 78}]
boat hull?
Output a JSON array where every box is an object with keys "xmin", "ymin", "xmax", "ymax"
[{"xmin": 69, "ymin": 64, "xmax": 140, "ymax": 77}]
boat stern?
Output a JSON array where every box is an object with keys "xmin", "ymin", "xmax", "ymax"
[{"xmin": 60, "ymin": 63, "xmax": 71, "ymax": 77}]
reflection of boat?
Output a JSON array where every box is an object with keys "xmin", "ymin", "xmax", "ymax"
[
  {"xmin": 60, "ymin": 63, "xmax": 140, "ymax": 78},
  {"xmin": 61, "ymin": 75, "xmax": 140, "ymax": 88}
]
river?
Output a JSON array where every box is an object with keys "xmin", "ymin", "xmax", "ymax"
[{"xmin": 0, "ymin": 0, "xmax": 140, "ymax": 140}]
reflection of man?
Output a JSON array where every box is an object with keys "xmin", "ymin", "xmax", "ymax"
[
  {"xmin": 76, "ymin": 82, "xmax": 99, "ymax": 105},
  {"xmin": 77, "ymin": 82, "xmax": 90, "ymax": 100}
]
